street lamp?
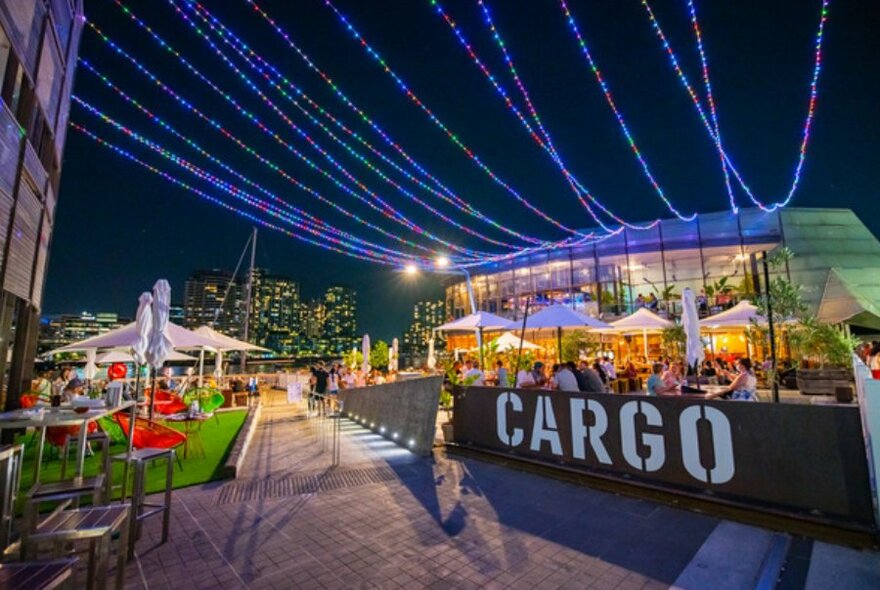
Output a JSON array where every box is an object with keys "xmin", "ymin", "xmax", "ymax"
[{"xmin": 404, "ymin": 263, "xmax": 418, "ymax": 275}]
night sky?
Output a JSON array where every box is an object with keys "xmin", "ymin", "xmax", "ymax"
[{"xmin": 45, "ymin": 0, "xmax": 879, "ymax": 340}]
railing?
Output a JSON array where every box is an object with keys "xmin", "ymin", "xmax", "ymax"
[{"xmin": 307, "ymin": 392, "xmax": 341, "ymax": 467}]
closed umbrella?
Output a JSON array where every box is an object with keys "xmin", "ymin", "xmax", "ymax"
[
  {"xmin": 362, "ymin": 334, "xmax": 371, "ymax": 375},
  {"xmin": 132, "ymin": 292, "xmax": 152, "ymax": 366},
  {"xmin": 426, "ymin": 338, "xmax": 436, "ymax": 370},
  {"xmin": 214, "ymin": 350, "xmax": 224, "ymax": 380},
  {"xmin": 682, "ymin": 288, "xmax": 705, "ymax": 375},
  {"xmin": 83, "ymin": 349, "xmax": 98, "ymax": 384},
  {"xmin": 390, "ymin": 338, "xmax": 399, "ymax": 372},
  {"xmin": 146, "ymin": 279, "xmax": 172, "ymax": 419}
]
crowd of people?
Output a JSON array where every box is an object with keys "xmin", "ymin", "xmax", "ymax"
[{"xmin": 444, "ymin": 354, "xmax": 761, "ymax": 402}]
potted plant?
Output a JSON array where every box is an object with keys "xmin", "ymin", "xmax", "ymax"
[
  {"xmin": 789, "ymin": 317, "xmax": 859, "ymax": 397},
  {"xmin": 439, "ymin": 387, "xmax": 454, "ymax": 442}
]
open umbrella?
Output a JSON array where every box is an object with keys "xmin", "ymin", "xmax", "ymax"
[
  {"xmin": 491, "ymin": 331, "xmax": 543, "ymax": 352},
  {"xmin": 362, "ymin": 334, "xmax": 371, "ymax": 375},
  {"xmin": 390, "ymin": 338, "xmax": 399, "ymax": 372},
  {"xmin": 96, "ymin": 350, "xmax": 196, "ymax": 364},
  {"xmin": 436, "ymin": 311, "xmax": 512, "ymax": 369},
  {"xmin": 146, "ymin": 279, "xmax": 172, "ymax": 419},
  {"xmin": 519, "ymin": 305, "xmax": 613, "ymax": 363},
  {"xmin": 682, "ymin": 288, "xmax": 705, "ymax": 375},
  {"xmin": 610, "ymin": 308, "xmax": 674, "ymax": 360}
]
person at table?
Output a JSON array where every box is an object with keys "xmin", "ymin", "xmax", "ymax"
[
  {"xmin": 577, "ymin": 360, "xmax": 606, "ymax": 393},
  {"xmin": 705, "ymin": 358, "xmax": 758, "ymax": 401},
  {"xmin": 658, "ymin": 363, "xmax": 683, "ymax": 395},
  {"xmin": 646, "ymin": 363, "xmax": 665, "ymax": 396},
  {"xmin": 62, "ymin": 369, "xmax": 85, "ymax": 402},
  {"xmin": 515, "ymin": 361, "xmax": 544, "ymax": 388},
  {"xmin": 622, "ymin": 362, "xmax": 638, "ymax": 380},
  {"xmin": 494, "ymin": 359, "xmax": 509, "ymax": 387},
  {"xmin": 462, "ymin": 360, "xmax": 484, "ymax": 386},
  {"xmin": 601, "ymin": 356, "xmax": 617, "ymax": 381},
  {"xmin": 551, "ymin": 363, "xmax": 580, "ymax": 392},
  {"xmin": 592, "ymin": 360, "xmax": 608, "ymax": 387}
]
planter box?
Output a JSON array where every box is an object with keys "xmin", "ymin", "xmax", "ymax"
[
  {"xmin": 796, "ymin": 368, "xmax": 852, "ymax": 396},
  {"xmin": 441, "ymin": 422, "xmax": 454, "ymax": 443}
]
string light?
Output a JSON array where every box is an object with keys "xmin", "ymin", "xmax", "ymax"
[
  {"xmin": 431, "ymin": 0, "xmax": 668, "ymax": 230},
  {"xmin": 102, "ymin": 4, "xmax": 500, "ymax": 260},
  {"xmin": 182, "ymin": 0, "xmax": 554, "ymax": 248},
  {"xmin": 640, "ymin": 0, "xmax": 831, "ymax": 211},
  {"xmin": 246, "ymin": 0, "xmax": 591, "ymax": 238},
  {"xmin": 166, "ymin": 0, "xmax": 532, "ymax": 253}
]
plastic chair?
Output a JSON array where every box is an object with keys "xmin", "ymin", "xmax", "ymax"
[{"xmin": 151, "ymin": 390, "xmax": 188, "ymax": 415}]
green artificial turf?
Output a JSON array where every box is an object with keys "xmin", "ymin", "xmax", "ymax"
[{"xmin": 15, "ymin": 409, "xmax": 247, "ymax": 501}]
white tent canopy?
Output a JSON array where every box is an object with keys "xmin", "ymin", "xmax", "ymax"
[
  {"xmin": 193, "ymin": 325, "xmax": 271, "ymax": 352},
  {"xmin": 520, "ymin": 305, "xmax": 613, "ymax": 331},
  {"xmin": 96, "ymin": 350, "xmax": 197, "ymax": 364},
  {"xmin": 435, "ymin": 311, "xmax": 512, "ymax": 332},
  {"xmin": 488, "ymin": 331, "xmax": 542, "ymax": 351},
  {"xmin": 700, "ymin": 300, "xmax": 765, "ymax": 329},
  {"xmin": 610, "ymin": 308, "xmax": 674, "ymax": 332},
  {"xmin": 48, "ymin": 321, "xmax": 219, "ymax": 354}
]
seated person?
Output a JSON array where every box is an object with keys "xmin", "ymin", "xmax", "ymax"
[
  {"xmin": 646, "ymin": 363, "xmax": 665, "ymax": 396},
  {"xmin": 705, "ymin": 358, "xmax": 758, "ymax": 401},
  {"xmin": 658, "ymin": 363, "xmax": 683, "ymax": 395}
]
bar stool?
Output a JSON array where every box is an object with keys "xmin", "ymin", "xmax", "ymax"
[
  {"xmin": 111, "ymin": 448, "xmax": 175, "ymax": 558},
  {"xmin": 0, "ymin": 444, "xmax": 24, "ymax": 553},
  {"xmin": 61, "ymin": 431, "xmax": 111, "ymax": 498}
]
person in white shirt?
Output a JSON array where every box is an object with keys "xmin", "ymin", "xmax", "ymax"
[
  {"xmin": 552, "ymin": 364, "xmax": 580, "ymax": 392},
  {"xmin": 462, "ymin": 360, "xmax": 485, "ymax": 386},
  {"xmin": 602, "ymin": 356, "xmax": 617, "ymax": 380}
]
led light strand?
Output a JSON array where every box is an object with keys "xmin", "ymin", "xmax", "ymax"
[
  {"xmin": 245, "ymin": 0, "xmax": 588, "ymax": 238},
  {"xmin": 431, "ymin": 0, "xmax": 662, "ymax": 231},
  {"xmin": 185, "ymin": 0, "xmax": 551, "ymax": 248},
  {"xmin": 641, "ymin": 0, "xmax": 830, "ymax": 211},
  {"xmin": 70, "ymin": 122, "xmax": 401, "ymax": 266},
  {"xmin": 548, "ymin": 0, "xmax": 698, "ymax": 220},
  {"xmin": 76, "ymin": 63, "xmax": 444, "ymax": 257},
  {"xmin": 167, "ymin": 0, "xmax": 523, "ymax": 253},
  {"xmin": 682, "ymin": 0, "xmax": 736, "ymax": 212},
  {"xmin": 87, "ymin": 19, "xmax": 493, "ymax": 259},
  {"xmin": 72, "ymin": 96, "xmax": 422, "ymax": 261},
  {"xmin": 104, "ymin": 6, "xmax": 496, "ymax": 260}
]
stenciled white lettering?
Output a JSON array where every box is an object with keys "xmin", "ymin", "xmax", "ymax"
[
  {"xmin": 679, "ymin": 406, "xmax": 735, "ymax": 484},
  {"xmin": 570, "ymin": 398, "xmax": 611, "ymax": 464},
  {"xmin": 496, "ymin": 392, "xmax": 524, "ymax": 447},
  {"xmin": 530, "ymin": 395, "xmax": 563, "ymax": 456},
  {"xmin": 620, "ymin": 401, "xmax": 665, "ymax": 472}
]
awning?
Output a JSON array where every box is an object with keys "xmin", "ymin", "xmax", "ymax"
[{"xmin": 817, "ymin": 268, "xmax": 880, "ymax": 330}]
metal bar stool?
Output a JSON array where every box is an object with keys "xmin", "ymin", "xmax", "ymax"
[
  {"xmin": 60, "ymin": 431, "xmax": 111, "ymax": 500},
  {"xmin": 110, "ymin": 448, "xmax": 175, "ymax": 559},
  {"xmin": 0, "ymin": 444, "xmax": 24, "ymax": 554}
]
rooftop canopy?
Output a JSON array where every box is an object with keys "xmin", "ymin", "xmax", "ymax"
[
  {"xmin": 48, "ymin": 321, "xmax": 219, "ymax": 354},
  {"xmin": 193, "ymin": 325, "xmax": 271, "ymax": 352},
  {"xmin": 700, "ymin": 300, "xmax": 766, "ymax": 330},
  {"xmin": 520, "ymin": 304, "xmax": 613, "ymax": 330},
  {"xmin": 436, "ymin": 311, "xmax": 512, "ymax": 332},
  {"xmin": 609, "ymin": 308, "xmax": 674, "ymax": 332}
]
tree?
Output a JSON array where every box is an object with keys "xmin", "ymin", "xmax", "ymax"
[
  {"xmin": 369, "ymin": 340, "xmax": 389, "ymax": 371},
  {"xmin": 660, "ymin": 325, "xmax": 686, "ymax": 359},
  {"xmin": 342, "ymin": 349, "xmax": 363, "ymax": 369},
  {"xmin": 561, "ymin": 330, "xmax": 600, "ymax": 363}
]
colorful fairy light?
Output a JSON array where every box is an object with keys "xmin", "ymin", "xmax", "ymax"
[
  {"xmin": 87, "ymin": 18, "xmax": 497, "ymax": 260},
  {"xmin": 98, "ymin": 7, "xmax": 500, "ymax": 261},
  {"xmin": 166, "ymin": 0, "xmax": 533, "ymax": 254},
  {"xmin": 69, "ymin": 123, "xmax": 406, "ymax": 266},
  {"xmin": 431, "ymin": 0, "xmax": 669, "ymax": 230},
  {"xmin": 640, "ymin": 0, "xmax": 831, "ymax": 211},
  {"xmin": 245, "ymin": 0, "xmax": 592, "ymax": 239},
  {"xmin": 182, "ymin": 0, "xmax": 554, "ymax": 249},
  {"xmin": 72, "ymin": 76, "xmax": 442, "ymax": 258}
]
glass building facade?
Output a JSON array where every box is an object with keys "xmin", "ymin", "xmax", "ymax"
[
  {"xmin": 0, "ymin": 1, "xmax": 83, "ymax": 409},
  {"xmin": 445, "ymin": 208, "xmax": 880, "ymax": 331}
]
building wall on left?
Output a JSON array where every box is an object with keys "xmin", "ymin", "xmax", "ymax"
[{"xmin": 0, "ymin": 0, "xmax": 83, "ymax": 410}]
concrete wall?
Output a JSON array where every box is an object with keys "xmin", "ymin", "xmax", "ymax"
[{"xmin": 339, "ymin": 376, "xmax": 442, "ymax": 456}]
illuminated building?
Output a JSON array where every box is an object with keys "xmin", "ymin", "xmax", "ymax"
[
  {"xmin": 183, "ymin": 269, "xmax": 243, "ymax": 338},
  {"xmin": 403, "ymin": 300, "xmax": 446, "ymax": 363}
]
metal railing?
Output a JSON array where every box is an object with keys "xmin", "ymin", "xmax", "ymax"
[{"xmin": 306, "ymin": 392, "xmax": 341, "ymax": 467}]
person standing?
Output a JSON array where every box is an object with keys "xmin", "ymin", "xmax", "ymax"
[
  {"xmin": 495, "ymin": 359, "xmax": 509, "ymax": 387},
  {"xmin": 310, "ymin": 362, "xmax": 328, "ymax": 415}
]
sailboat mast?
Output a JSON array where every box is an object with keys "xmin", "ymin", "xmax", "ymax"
[{"xmin": 241, "ymin": 227, "xmax": 257, "ymax": 371}]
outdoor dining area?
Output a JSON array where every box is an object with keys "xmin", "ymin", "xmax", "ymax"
[{"xmin": 0, "ymin": 280, "xmax": 262, "ymax": 588}]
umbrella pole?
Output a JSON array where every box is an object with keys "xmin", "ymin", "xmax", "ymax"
[
  {"xmin": 514, "ymin": 299, "xmax": 531, "ymax": 384},
  {"xmin": 149, "ymin": 367, "xmax": 157, "ymax": 421},
  {"xmin": 198, "ymin": 349, "xmax": 204, "ymax": 387},
  {"xmin": 557, "ymin": 327, "xmax": 562, "ymax": 364},
  {"xmin": 129, "ymin": 364, "xmax": 140, "ymax": 454},
  {"xmin": 643, "ymin": 328, "xmax": 648, "ymax": 360},
  {"xmin": 478, "ymin": 327, "xmax": 484, "ymax": 371}
]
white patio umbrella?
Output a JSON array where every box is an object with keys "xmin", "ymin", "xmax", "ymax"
[
  {"xmin": 146, "ymin": 279, "xmax": 171, "ymax": 420},
  {"xmin": 390, "ymin": 338, "xmax": 399, "ymax": 372},
  {"xmin": 700, "ymin": 300, "xmax": 766, "ymax": 329},
  {"xmin": 519, "ymin": 305, "xmax": 613, "ymax": 363},
  {"xmin": 609, "ymin": 308, "xmax": 674, "ymax": 360},
  {"xmin": 193, "ymin": 325, "xmax": 271, "ymax": 352},
  {"xmin": 426, "ymin": 338, "xmax": 436, "ymax": 370},
  {"xmin": 490, "ymin": 331, "xmax": 543, "ymax": 352},
  {"xmin": 362, "ymin": 334, "xmax": 371, "ymax": 375},
  {"xmin": 682, "ymin": 288, "xmax": 705, "ymax": 372},
  {"xmin": 436, "ymin": 311, "xmax": 513, "ymax": 369},
  {"xmin": 83, "ymin": 349, "xmax": 98, "ymax": 382}
]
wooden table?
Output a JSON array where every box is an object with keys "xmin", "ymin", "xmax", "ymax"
[
  {"xmin": 0, "ymin": 558, "xmax": 77, "ymax": 590},
  {"xmin": 0, "ymin": 402, "xmax": 136, "ymax": 484}
]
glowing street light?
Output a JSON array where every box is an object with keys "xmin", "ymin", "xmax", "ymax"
[
  {"xmin": 404, "ymin": 263, "xmax": 418, "ymax": 275},
  {"xmin": 435, "ymin": 255, "xmax": 450, "ymax": 268}
]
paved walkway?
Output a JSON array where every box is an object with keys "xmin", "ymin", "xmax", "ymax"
[{"xmin": 119, "ymin": 402, "xmax": 880, "ymax": 590}]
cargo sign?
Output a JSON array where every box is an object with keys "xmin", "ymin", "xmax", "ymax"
[{"xmin": 453, "ymin": 387, "xmax": 874, "ymax": 526}]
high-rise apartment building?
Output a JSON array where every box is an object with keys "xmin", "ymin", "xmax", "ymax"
[
  {"xmin": 183, "ymin": 269, "xmax": 243, "ymax": 338},
  {"xmin": 38, "ymin": 311, "xmax": 128, "ymax": 353},
  {"xmin": 322, "ymin": 285, "xmax": 356, "ymax": 355},
  {"xmin": 0, "ymin": 1, "xmax": 84, "ymax": 407},
  {"xmin": 403, "ymin": 300, "xmax": 446, "ymax": 363},
  {"xmin": 250, "ymin": 268, "xmax": 299, "ymax": 348}
]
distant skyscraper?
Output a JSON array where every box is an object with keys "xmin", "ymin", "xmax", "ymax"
[
  {"xmin": 0, "ymin": 1, "xmax": 84, "ymax": 407},
  {"xmin": 38, "ymin": 312, "xmax": 128, "ymax": 353},
  {"xmin": 250, "ymin": 268, "xmax": 299, "ymax": 349},
  {"xmin": 322, "ymin": 286, "xmax": 357, "ymax": 354},
  {"xmin": 183, "ymin": 269, "xmax": 242, "ymax": 337},
  {"xmin": 403, "ymin": 300, "xmax": 446, "ymax": 361}
]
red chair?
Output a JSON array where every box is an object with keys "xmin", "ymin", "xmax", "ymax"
[
  {"xmin": 113, "ymin": 414, "xmax": 186, "ymax": 451},
  {"xmin": 150, "ymin": 390, "xmax": 188, "ymax": 415},
  {"xmin": 46, "ymin": 422, "xmax": 98, "ymax": 448},
  {"xmin": 872, "ymin": 369, "xmax": 880, "ymax": 380},
  {"xmin": 20, "ymin": 394, "xmax": 40, "ymax": 409}
]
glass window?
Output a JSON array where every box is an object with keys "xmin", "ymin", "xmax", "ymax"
[
  {"xmin": 36, "ymin": 32, "xmax": 62, "ymax": 130},
  {"xmin": 0, "ymin": 0, "xmax": 44, "ymax": 73}
]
